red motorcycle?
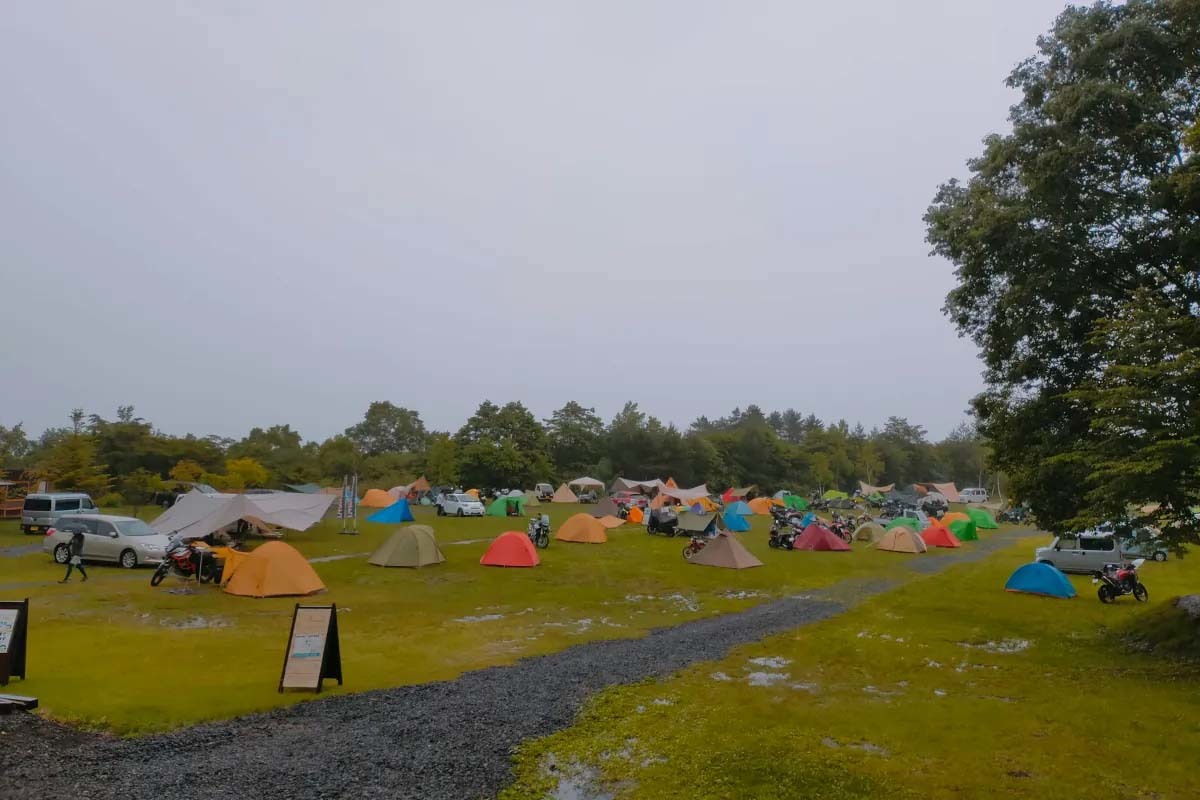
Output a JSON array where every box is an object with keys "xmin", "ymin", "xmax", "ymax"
[
  {"xmin": 1093, "ymin": 560, "xmax": 1148, "ymax": 603},
  {"xmin": 150, "ymin": 541, "xmax": 222, "ymax": 586},
  {"xmin": 682, "ymin": 536, "xmax": 708, "ymax": 560}
]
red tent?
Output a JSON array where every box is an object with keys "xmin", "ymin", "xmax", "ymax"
[
  {"xmin": 721, "ymin": 487, "xmax": 735, "ymax": 503},
  {"xmin": 793, "ymin": 524, "xmax": 851, "ymax": 551},
  {"xmin": 919, "ymin": 523, "xmax": 961, "ymax": 549},
  {"xmin": 480, "ymin": 531, "xmax": 540, "ymax": 567}
]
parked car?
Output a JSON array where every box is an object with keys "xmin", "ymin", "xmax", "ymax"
[
  {"xmin": 534, "ymin": 483, "xmax": 554, "ymax": 501},
  {"xmin": 577, "ymin": 490, "xmax": 598, "ymax": 504},
  {"xmin": 437, "ymin": 493, "xmax": 485, "ymax": 517},
  {"xmin": 21, "ymin": 493, "xmax": 98, "ymax": 535},
  {"xmin": 894, "ymin": 508, "xmax": 931, "ymax": 530},
  {"xmin": 43, "ymin": 514, "xmax": 170, "ymax": 568},
  {"xmin": 612, "ymin": 491, "xmax": 649, "ymax": 509},
  {"xmin": 959, "ymin": 488, "xmax": 989, "ymax": 504},
  {"xmin": 1120, "ymin": 535, "xmax": 1169, "ymax": 562},
  {"xmin": 1035, "ymin": 532, "xmax": 1122, "ymax": 573}
]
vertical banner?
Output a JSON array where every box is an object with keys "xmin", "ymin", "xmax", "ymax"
[{"xmin": 339, "ymin": 474, "xmax": 359, "ymax": 534}]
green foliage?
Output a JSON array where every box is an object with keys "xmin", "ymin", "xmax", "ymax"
[
  {"xmin": 224, "ymin": 457, "xmax": 270, "ymax": 489},
  {"xmin": 119, "ymin": 468, "xmax": 164, "ymax": 513},
  {"xmin": 344, "ymin": 401, "xmax": 428, "ymax": 455},
  {"xmin": 423, "ymin": 434, "xmax": 459, "ymax": 485},
  {"xmin": 926, "ymin": 0, "xmax": 1200, "ymax": 540},
  {"xmin": 0, "ymin": 422, "xmax": 31, "ymax": 467},
  {"xmin": 170, "ymin": 459, "xmax": 205, "ymax": 482},
  {"xmin": 36, "ymin": 433, "xmax": 111, "ymax": 496},
  {"xmin": 317, "ymin": 435, "xmax": 360, "ymax": 479},
  {"xmin": 544, "ymin": 401, "xmax": 604, "ymax": 477},
  {"xmin": 456, "ymin": 401, "xmax": 553, "ymax": 487}
]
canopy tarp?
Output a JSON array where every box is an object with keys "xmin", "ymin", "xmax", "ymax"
[
  {"xmin": 689, "ymin": 532, "xmax": 762, "ymax": 569},
  {"xmin": 658, "ymin": 484, "xmax": 712, "ymax": 504},
  {"xmin": 784, "ymin": 495, "xmax": 809, "ymax": 511},
  {"xmin": 366, "ymin": 499, "xmax": 415, "ymax": 523},
  {"xmin": 569, "ymin": 477, "xmax": 605, "ymax": 489},
  {"xmin": 369, "ymin": 526, "xmax": 444, "ymax": 567},
  {"xmin": 551, "ymin": 483, "xmax": 579, "ymax": 503},
  {"xmin": 723, "ymin": 510, "xmax": 751, "ymax": 532},
  {"xmin": 152, "ymin": 491, "xmax": 334, "ymax": 540},
  {"xmin": 284, "ymin": 483, "xmax": 321, "ymax": 494},
  {"xmin": 556, "ymin": 513, "xmax": 607, "ymax": 543},
  {"xmin": 223, "ymin": 542, "xmax": 325, "ymax": 597},
  {"xmin": 858, "ymin": 481, "xmax": 894, "ymax": 496},
  {"xmin": 480, "ymin": 531, "xmax": 539, "ymax": 567},
  {"xmin": 1005, "ymin": 562, "xmax": 1076, "ymax": 598},
  {"xmin": 486, "ymin": 495, "xmax": 527, "ymax": 517},
  {"xmin": 361, "ymin": 489, "xmax": 395, "ymax": 508},
  {"xmin": 676, "ymin": 512, "xmax": 722, "ymax": 535},
  {"xmin": 966, "ymin": 508, "xmax": 999, "ymax": 529},
  {"xmin": 611, "ymin": 477, "xmax": 664, "ymax": 493},
  {"xmin": 875, "ymin": 528, "xmax": 927, "ymax": 553}
]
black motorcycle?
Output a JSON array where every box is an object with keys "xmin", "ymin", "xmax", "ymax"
[
  {"xmin": 768, "ymin": 519, "xmax": 799, "ymax": 550},
  {"xmin": 999, "ymin": 506, "xmax": 1030, "ymax": 524},
  {"xmin": 647, "ymin": 509, "xmax": 679, "ymax": 537},
  {"xmin": 1093, "ymin": 560, "xmax": 1148, "ymax": 603},
  {"xmin": 526, "ymin": 515, "xmax": 551, "ymax": 549},
  {"xmin": 150, "ymin": 541, "xmax": 221, "ymax": 586}
]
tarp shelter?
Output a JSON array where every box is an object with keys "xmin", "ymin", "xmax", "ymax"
[
  {"xmin": 361, "ymin": 489, "xmax": 395, "ymax": 508},
  {"xmin": 369, "ymin": 526, "xmax": 445, "ymax": 568},
  {"xmin": 523, "ymin": 491, "xmax": 542, "ymax": 507},
  {"xmin": 858, "ymin": 481, "xmax": 895, "ymax": 496},
  {"xmin": 784, "ymin": 495, "xmax": 809, "ymax": 511},
  {"xmin": 223, "ymin": 542, "xmax": 325, "ymax": 598},
  {"xmin": 921, "ymin": 524, "xmax": 961, "ymax": 548},
  {"xmin": 885, "ymin": 517, "xmax": 920, "ymax": 533},
  {"xmin": 611, "ymin": 477, "xmax": 664, "ymax": 494},
  {"xmin": 948, "ymin": 519, "xmax": 979, "ymax": 542},
  {"xmin": 1005, "ymin": 562, "xmax": 1076, "ymax": 598},
  {"xmin": 723, "ymin": 510, "xmax": 751, "ymax": 532},
  {"xmin": 152, "ymin": 491, "xmax": 335, "ymax": 540},
  {"xmin": 626, "ymin": 506, "xmax": 644, "ymax": 524},
  {"xmin": 853, "ymin": 522, "xmax": 887, "ymax": 543},
  {"xmin": 941, "ymin": 512, "xmax": 970, "ymax": 526},
  {"xmin": 367, "ymin": 499, "xmax": 415, "ymax": 523},
  {"xmin": 793, "ymin": 524, "xmax": 851, "ymax": 551},
  {"xmin": 658, "ymin": 484, "xmax": 712, "ymax": 505},
  {"xmin": 597, "ymin": 515, "xmax": 626, "ymax": 529},
  {"xmin": 551, "ymin": 484, "xmax": 579, "ymax": 503},
  {"xmin": 486, "ymin": 495, "xmax": 527, "ymax": 517},
  {"xmin": 722, "ymin": 486, "xmax": 754, "ymax": 503},
  {"xmin": 822, "ymin": 490, "xmax": 850, "ymax": 501},
  {"xmin": 480, "ymin": 531, "xmax": 540, "ymax": 567},
  {"xmin": 590, "ymin": 498, "xmax": 621, "ymax": 518},
  {"xmin": 676, "ymin": 512, "xmax": 723, "ymax": 536},
  {"xmin": 285, "ymin": 483, "xmax": 321, "ymax": 494},
  {"xmin": 569, "ymin": 477, "xmax": 605, "ymax": 490},
  {"xmin": 387, "ymin": 485, "xmax": 409, "ymax": 500},
  {"xmin": 875, "ymin": 528, "xmax": 927, "ymax": 553},
  {"xmin": 726, "ymin": 501, "xmax": 753, "ymax": 516},
  {"xmin": 747, "ymin": 498, "xmax": 775, "ymax": 515},
  {"xmin": 689, "ymin": 533, "xmax": 763, "ymax": 569},
  {"xmin": 556, "ymin": 513, "xmax": 607, "ymax": 543},
  {"xmin": 966, "ymin": 508, "xmax": 999, "ymax": 529}
]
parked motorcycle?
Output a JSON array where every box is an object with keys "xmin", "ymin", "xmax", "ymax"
[
  {"xmin": 768, "ymin": 519, "xmax": 800, "ymax": 550},
  {"xmin": 828, "ymin": 515, "xmax": 855, "ymax": 543},
  {"xmin": 1093, "ymin": 560, "xmax": 1148, "ymax": 603},
  {"xmin": 682, "ymin": 535, "xmax": 707, "ymax": 560},
  {"xmin": 999, "ymin": 506, "xmax": 1030, "ymax": 524},
  {"xmin": 150, "ymin": 541, "xmax": 221, "ymax": 586},
  {"xmin": 647, "ymin": 509, "xmax": 679, "ymax": 537},
  {"xmin": 527, "ymin": 515, "xmax": 551, "ymax": 549}
]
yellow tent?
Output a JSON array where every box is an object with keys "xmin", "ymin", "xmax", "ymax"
[
  {"xmin": 941, "ymin": 512, "xmax": 970, "ymax": 526},
  {"xmin": 223, "ymin": 542, "xmax": 325, "ymax": 597},
  {"xmin": 466, "ymin": 488, "xmax": 480, "ymax": 498},
  {"xmin": 597, "ymin": 515, "xmax": 626, "ymax": 529},
  {"xmin": 551, "ymin": 483, "xmax": 579, "ymax": 503},
  {"xmin": 361, "ymin": 488, "xmax": 395, "ymax": 508},
  {"xmin": 691, "ymin": 496, "xmax": 719, "ymax": 512},
  {"xmin": 555, "ymin": 513, "xmax": 607, "ymax": 543},
  {"xmin": 209, "ymin": 546, "xmax": 251, "ymax": 583}
]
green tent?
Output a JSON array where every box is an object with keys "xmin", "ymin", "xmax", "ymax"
[
  {"xmin": 948, "ymin": 519, "xmax": 979, "ymax": 541},
  {"xmin": 885, "ymin": 517, "xmax": 920, "ymax": 532},
  {"xmin": 785, "ymin": 495, "xmax": 809, "ymax": 511},
  {"xmin": 867, "ymin": 492, "xmax": 884, "ymax": 504},
  {"xmin": 486, "ymin": 495, "xmax": 526, "ymax": 517},
  {"xmin": 822, "ymin": 490, "xmax": 850, "ymax": 501},
  {"xmin": 966, "ymin": 507, "xmax": 998, "ymax": 529}
]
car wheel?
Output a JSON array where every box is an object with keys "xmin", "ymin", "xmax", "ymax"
[
  {"xmin": 54, "ymin": 543, "xmax": 70, "ymax": 564},
  {"xmin": 1154, "ymin": 551, "xmax": 1167, "ymax": 562},
  {"xmin": 457, "ymin": 509, "xmax": 464, "ymax": 517},
  {"xmin": 1038, "ymin": 559, "xmax": 1055, "ymax": 567},
  {"xmin": 119, "ymin": 549, "xmax": 138, "ymax": 569}
]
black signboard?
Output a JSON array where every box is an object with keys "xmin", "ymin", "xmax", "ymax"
[{"xmin": 0, "ymin": 598, "xmax": 29, "ymax": 686}]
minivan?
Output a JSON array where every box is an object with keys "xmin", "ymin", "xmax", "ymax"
[
  {"xmin": 959, "ymin": 488, "xmax": 989, "ymax": 504},
  {"xmin": 1035, "ymin": 533, "xmax": 1122, "ymax": 573},
  {"xmin": 21, "ymin": 492, "xmax": 98, "ymax": 534}
]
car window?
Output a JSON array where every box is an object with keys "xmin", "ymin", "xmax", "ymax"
[
  {"xmin": 24, "ymin": 497, "xmax": 52, "ymax": 512},
  {"xmin": 64, "ymin": 517, "xmax": 98, "ymax": 535},
  {"xmin": 1082, "ymin": 537, "xmax": 1116, "ymax": 552},
  {"xmin": 1056, "ymin": 536, "xmax": 1078, "ymax": 549},
  {"xmin": 55, "ymin": 498, "xmax": 82, "ymax": 512},
  {"xmin": 81, "ymin": 497, "xmax": 95, "ymax": 509},
  {"xmin": 115, "ymin": 519, "xmax": 156, "ymax": 536},
  {"xmin": 94, "ymin": 520, "xmax": 117, "ymax": 537}
]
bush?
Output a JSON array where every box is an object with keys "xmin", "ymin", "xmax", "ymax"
[{"xmin": 97, "ymin": 492, "xmax": 125, "ymax": 509}]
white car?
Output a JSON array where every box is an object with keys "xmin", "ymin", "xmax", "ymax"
[
  {"xmin": 437, "ymin": 493, "xmax": 485, "ymax": 517},
  {"xmin": 959, "ymin": 488, "xmax": 989, "ymax": 504},
  {"xmin": 43, "ymin": 514, "xmax": 170, "ymax": 568},
  {"xmin": 1035, "ymin": 533, "xmax": 1122, "ymax": 573}
]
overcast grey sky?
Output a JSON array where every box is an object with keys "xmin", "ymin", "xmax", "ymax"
[{"xmin": 2, "ymin": 1, "xmax": 1067, "ymax": 442}]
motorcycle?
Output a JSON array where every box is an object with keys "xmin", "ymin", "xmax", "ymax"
[
  {"xmin": 768, "ymin": 518, "xmax": 800, "ymax": 550},
  {"xmin": 682, "ymin": 535, "xmax": 707, "ymax": 560},
  {"xmin": 150, "ymin": 541, "xmax": 221, "ymax": 586},
  {"xmin": 999, "ymin": 506, "xmax": 1030, "ymax": 524},
  {"xmin": 647, "ymin": 509, "xmax": 679, "ymax": 537},
  {"xmin": 527, "ymin": 515, "xmax": 551, "ymax": 549},
  {"xmin": 828, "ymin": 515, "xmax": 855, "ymax": 543},
  {"xmin": 1092, "ymin": 560, "xmax": 1148, "ymax": 603}
]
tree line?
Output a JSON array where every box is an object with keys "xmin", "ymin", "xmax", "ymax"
[{"xmin": 0, "ymin": 400, "xmax": 995, "ymax": 506}]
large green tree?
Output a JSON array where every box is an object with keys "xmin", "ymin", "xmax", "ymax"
[
  {"xmin": 926, "ymin": 0, "xmax": 1200, "ymax": 540},
  {"xmin": 544, "ymin": 401, "xmax": 604, "ymax": 477},
  {"xmin": 344, "ymin": 401, "xmax": 428, "ymax": 456}
]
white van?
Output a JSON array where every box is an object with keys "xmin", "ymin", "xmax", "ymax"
[
  {"xmin": 21, "ymin": 492, "xmax": 98, "ymax": 534},
  {"xmin": 959, "ymin": 488, "xmax": 989, "ymax": 504}
]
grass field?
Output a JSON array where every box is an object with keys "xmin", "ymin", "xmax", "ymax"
[
  {"xmin": 500, "ymin": 539, "xmax": 1200, "ymax": 800},
  {"xmin": 0, "ymin": 503, "xmax": 979, "ymax": 734}
]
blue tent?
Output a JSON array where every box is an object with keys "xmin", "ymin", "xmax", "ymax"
[
  {"xmin": 690, "ymin": 503, "xmax": 705, "ymax": 514},
  {"xmin": 723, "ymin": 510, "xmax": 751, "ymax": 532},
  {"xmin": 726, "ymin": 500, "xmax": 753, "ymax": 516},
  {"xmin": 1004, "ymin": 562, "xmax": 1076, "ymax": 599},
  {"xmin": 798, "ymin": 511, "xmax": 816, "ymax": 530},
  {"xmin": 367, "ymin": 498, "xmax": 415, "ymax": 523}
]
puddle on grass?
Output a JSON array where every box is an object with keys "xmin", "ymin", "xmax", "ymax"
[
  {"xmin": 822, "ymin": 737, "xmax": 890, "ymax": 756},
  {"xmin": 710, "ymin": 671, "xmax": 732, "ymax": 682},
  {"xmin": 454, "ymin": 614, "xmax": 505, "ymax": 623},
  {"xmin": 156, "ymin": 615, "xmax": 231, "ymax": 630},
  {"xmin": 958, "ymin": 638, "xmax": 1032, "ymax": 654},
  {"xmin": 542, "ymin": 756, "xmax": 615, "ymax": 800},
  {"xmin": 748, "ymin": 656, "xmax": 791, "ymax": 668},
  {"xmin": 746, "ymin": 671, "xmax": 790, "ymax": 687}
]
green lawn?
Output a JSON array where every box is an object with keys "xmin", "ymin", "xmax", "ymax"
[
  {"xmin": 0, "ymin": 503, "xmax": 975, "ymax": 734},
  {"xmin": 501, "ymin": 539, "xmax": 1200, "ymax": 800}
]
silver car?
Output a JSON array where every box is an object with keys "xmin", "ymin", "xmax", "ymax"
[
  {"xmin": 43, "ymin": 514, "xmax": 171, "ymax": 569},
  {"xmin": 1035, "ymin": 533, "xmax": 1122, "ymax": 574}
]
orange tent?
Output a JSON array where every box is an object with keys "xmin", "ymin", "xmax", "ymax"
[
  {"xmin": 941, "ymin": 512, "xmax": 970, "ymax": 526},
  {"xmin": 410, "ymin": 475, "xmax": 431, "ymax": 493},
  {"xmin": 770, "ymin": 498, "xmax": 785, "ymax": 507},
  {"xmin": 920, "ymin": 524, "xmax": 961, "ymax": 548},
  {"xmin": 597, "ymin": 515, "xmax": 626, "ymax": 529},
  {"xmin": 466, "ymin": 488, "xmax": 480, "ymax": 498},
  {"xmin": 223, "ymin": 542, "xmax": 325, "ymax": 598},
  {"xmin": 747, "ymin": 497, "xmax": 775, "ymax": 515},
  {"xmin": 665, "ymin": 477, "xmax": 679, "ymax": 488},
  {"xmin": 555, "ymin": 513, "xmax": 607, "ymax": 543},
  {"xmin": 627, "ymin": 506, "xmax": 644, "ymax": 524},
  {"xmin": 480, "ymin": 531, "xmax": 540, "ymax": 567},
  {"xmin": 361, "ymin": 488, "xmax": 394, "ymax": 508}
]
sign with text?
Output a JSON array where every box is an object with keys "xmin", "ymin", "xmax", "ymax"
[
  {"xmin": 0, "ymin": 599, "xmax": 29, "ymax": 686},
  {"xmin": 278, "ymin": 604, "xmax": 342, "ymax": 693}
]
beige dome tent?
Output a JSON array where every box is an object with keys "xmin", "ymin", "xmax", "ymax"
[
  {"xmin": 590, "ymin": 497, "xmax": 620, "ymax": 518},
  {"xmin": 875, "ymin": 527, "xmax": 928, "ymax": 554},
  {"xmin": 551, "ymin": 483, "xmax": 579, "ymax": 503},
  {"xmin": 369, "ymin": 525, "xmax": 445, "ymax": 568},
  {"xmin": 689, "ymin": 533, "xmax": 763, "ymax": 569},
  {"xmin": 522, "ymin": 490, "xmax": 541, "ymax": 507},
  {"xmin": 853, "ymin": 521, "xmax": 887, "ymax": 543}
]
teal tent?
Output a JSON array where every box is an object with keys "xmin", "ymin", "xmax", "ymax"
[
  {"xmin": 1005, "ymin": 562, "xmax": 1075, "ymax": 598},
  {"xmin": 785, "ymin": 495, "xmax": 809, "ymax": 511},
  {"xmin": 726, "ymin": 500, "xmax": 753, "ymax": 516},
  {"xmin": 948, "ymin": 519, "xmax": 979, "ymax": 541},
  {"xmin": 367, "ymin": 499, "xmax": 415, "ymax": 523},
  {"xmin": 486, "ymin": 495, "xmax": 526, "ymax": 517},
  {"xmin": 723, "ymin": 510, "xmax": 751, "ymax": 532},
  {"xmin": 966, "ymin": 508, "xmax": 999, "ymax": 529},
  {"xmin": 885, "ymin": 517, "xmax": 920, "ymax": 532}
]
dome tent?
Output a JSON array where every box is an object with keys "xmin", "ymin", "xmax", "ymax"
[
  {"xmin": 367, "ymin": 499, "xmax": 415, "ymax": 523},
  {"xmin": 480, "ymin": 531, "xmax": 539, "ymax": 567},
  {"xmin": 369, "ymin": 526, "xmax": 444, "ymax": 568},
  {"xmin": 224, "ymin": 542, "xmax": 325, "ymax": 598},
  {"xmin": 1005, "ymin": 562, "xmax": 1076, "ymax": 598}
]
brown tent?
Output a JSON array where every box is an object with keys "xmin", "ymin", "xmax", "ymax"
[
  {"xmin": 551, "ymin": 483, "xmax": 579, "ymax": 503},
  {"xmin": 858, "ymin": 481, "xmax": 895, "ymax": 496},
  {"xmin": 555, "ymin": 513, "xmax": 607, "ymax": 543},
  {"xmin": 875, "ymin": 528, "xmax": 928, "ymax": 554},
  {"xmin": 597, "ymin": 515, "xmax": 626, "ymax": 529},
  {"xmin": 409, "ymin": 476, "xmax": 431, "ymax": 493},
  {"xmin": 369, "ymin": 526, "xmax": 445, "ymax": 568},
  {"xmin": 690, "ymin": 533, "xmax": 763, "ymax": 569},
  {"xmin": 590, "ymin": 497, "xmax": 621, "ymax": 518},
  {"xmin": 853, "ymin": 521, "xmax": 887, "ymax": 543}
]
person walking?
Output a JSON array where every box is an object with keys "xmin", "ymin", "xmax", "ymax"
[{"xmin": 59, "ymin": 528, "xmax": 88, "ymax": 583}]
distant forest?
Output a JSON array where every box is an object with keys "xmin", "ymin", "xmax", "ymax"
[{"xmin": 0, "ymin": 401, "xmax": 997, "ymax": 504}]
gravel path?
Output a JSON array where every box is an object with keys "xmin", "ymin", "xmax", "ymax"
[{"xmin": 1, "ymin": 528, "xmax": 1033, "ymax": 800}]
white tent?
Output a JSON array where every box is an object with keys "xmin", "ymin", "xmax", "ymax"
[
  {"xmin": 151, "ymin": 490, "xmax": 335, "ymax": 540},
  {"xmin": 658, "ymin": 484, "xmax": 711, "ymax": 504},
  {"xmin": 569, "ymin": 477, "xmax": 605, "ymax": 489},
  {"xmin": 611, "ymin": 477, "xmax": 664, "ymax": 493}
]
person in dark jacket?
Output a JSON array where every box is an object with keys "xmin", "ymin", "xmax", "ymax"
[{"xmin": 58, "ymin": 529, "xmax": 88, "ymax": 583}]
